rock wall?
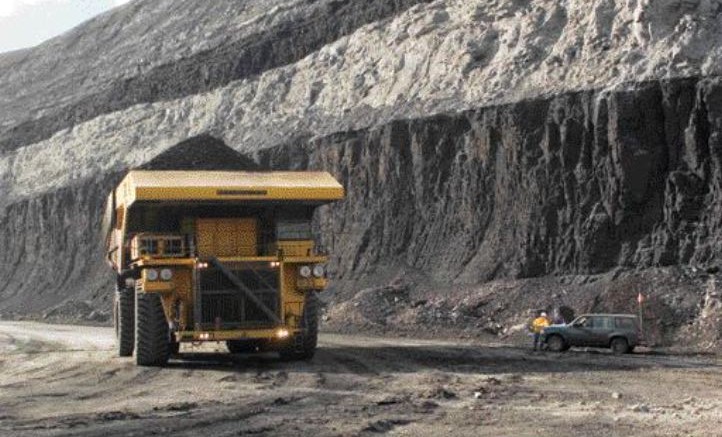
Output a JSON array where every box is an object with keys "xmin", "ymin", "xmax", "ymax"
[
  {"xmin": 4, "ymin": 0, "xmax": 722, "ymax": 207},
  {"xmin": 0, "ymin": 175, "xmax": 118, "ymax": 317},
  {"xmin": 1, "ymin": 75, "xmax": 721, "ymax": 318},
  {"xmin": 2, "ymin": 0, "xmax": 722, "ymax": 320},
  {"xmin": 261, "ymin": 76, "xmax": 722, "ymax": 292}
]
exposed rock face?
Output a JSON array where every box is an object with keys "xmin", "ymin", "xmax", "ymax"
[
  {"xmin": 1, "ymin": 0, "xmax": 722, "ymax": 331},
  {"xmin": 3, "ymin": 0, "xmax": 722, "ymax": 208},
  {"xmin": 264, "ymin": 77, "xmax": 722, "ymax": 287},
  {"xmin": 0, "ymin": 175, "xmax": 116, "ymax": 317}
]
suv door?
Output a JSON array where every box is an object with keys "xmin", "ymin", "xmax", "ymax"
[
  {"xmin": 613, "ymin": 317, "xmax": 639, "ymax": 346},
  {"xmin": 588, "ymin": 316, "xmax": 614, "ymax": 347},
  {"xmin": 565, "ymin": 316, "xmax": 593, "ymax": 346}
]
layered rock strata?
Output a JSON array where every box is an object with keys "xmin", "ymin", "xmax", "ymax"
[
  {"xmin": 2, "ymin": 77, "xmax": 722, "ymax": 317},
  {"xmin": 263, "ymin": 77, "xmax": 722, "ymax": 287},
  {"xmin": 0, "ymin": 0, "xmax": 433, "ymax": 152},
  {"xmin": 1, "ymin": 0, "xmax": 722, "ymax": 320}
]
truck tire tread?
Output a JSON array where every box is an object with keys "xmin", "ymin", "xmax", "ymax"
[
  {"xmin": 279, "ymin": 293, "xmax": 319, "ymax": 361},
  {"xmin": 115, "ymin": 287, "xmax": 135, "ymax": 357},
  {"xmin": 135, "ymin": 292, "xmax": 170, "ymax": 366}
]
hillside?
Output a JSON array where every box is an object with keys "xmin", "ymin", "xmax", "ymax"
[{"xmin": 1, "ymin": 0, "xmax": 722, "ymax": 347}]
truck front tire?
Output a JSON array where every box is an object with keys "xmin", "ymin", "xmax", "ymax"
[
  {"xmin": 114, "ymin": 287, "xmax": 135, "ymax": 357},
  {"xmin": 135, "ymin": 292, "xmax": 170, "ymax": 366},
  {"xmin": 279, "ymin": 293, "xmax": 319, "ymax": 361}
]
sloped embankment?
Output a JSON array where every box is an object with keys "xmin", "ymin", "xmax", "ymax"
[{"xmin": 0, "ymin": 0, "xmax": 433, "ymax": 153}]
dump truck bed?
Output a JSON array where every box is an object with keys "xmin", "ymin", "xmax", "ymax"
[{"xmin": 116, "ymin": 170, "xmax": 344, "ymax": 207}]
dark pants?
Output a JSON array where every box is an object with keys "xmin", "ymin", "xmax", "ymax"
[{"xmin": 533, "ymin": 333, "xmax": 542, "ymax": 350}]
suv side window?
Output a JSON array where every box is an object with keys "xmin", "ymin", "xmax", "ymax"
[
  {"xmin": 615, "ymin": 317, "xmax": 636, "ymax": 329},
  {"xmin": 589, "ymin": 317, "xmax": 612, "ymax": 329}
]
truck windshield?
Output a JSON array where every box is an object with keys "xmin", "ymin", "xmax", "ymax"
[{"xmin": 277, "ymin": 220, "xmax": 312, "ymax": 240}]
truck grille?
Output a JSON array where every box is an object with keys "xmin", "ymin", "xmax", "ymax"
[{"xmin": 198, "ymin": 262, "xmax": 279, "ymax": 329}]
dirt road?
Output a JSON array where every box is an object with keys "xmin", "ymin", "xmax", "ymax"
[{"xmin": 0, "ymin": 322, "xmax": 721, "ymax": 436}]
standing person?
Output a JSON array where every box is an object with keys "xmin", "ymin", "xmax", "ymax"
[{"xmin": 530, "ymin": 311, "xmax": 551, "ymax": 351}]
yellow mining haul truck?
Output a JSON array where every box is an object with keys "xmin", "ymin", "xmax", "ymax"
[{"xmin": 104, "ymin": 170, "xmax": 344, "ymax": 366}]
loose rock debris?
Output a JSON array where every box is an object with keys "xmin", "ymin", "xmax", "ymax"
[{"xmin": 2, "ymin": 322, "xmax": 722, "ymax": 436}]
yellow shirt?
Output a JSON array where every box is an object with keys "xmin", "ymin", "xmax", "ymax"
[{"xmin": 531, "ymin": 316, "xmax": 550, "ymax": 334}]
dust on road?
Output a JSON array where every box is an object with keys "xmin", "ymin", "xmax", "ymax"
[{"xmin": 0, "ymin": 321, "xmax": 720, "ymax": 436}]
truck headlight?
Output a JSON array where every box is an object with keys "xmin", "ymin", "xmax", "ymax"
[
  {"xmin": 299, "ymin": 265, "xmax": 312, "ymax": 278},
  {"xmin": 312, "ymin": 264, "xmax": 325, "ymax": 278},
  {"xmin": 160, "ymin": 268, "xmax": 173, "ymax": 281},
  {"xmin": 146, "ymin": 269, "xmax": 159, "ymax": 281}
]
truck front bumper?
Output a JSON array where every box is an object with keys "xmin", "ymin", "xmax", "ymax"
[{"xmin": 175, "ymin": 327, "xmax": 301, "ymax": 342}]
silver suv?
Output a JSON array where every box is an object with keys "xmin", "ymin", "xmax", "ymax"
[{"xmin": 541, "ymin": 314, "xmax": 642, "ymax": 354}]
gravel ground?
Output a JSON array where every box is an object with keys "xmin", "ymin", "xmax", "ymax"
[{"xmin": 0, "ymin": 321, "xmax": 720, "ymax": 436}]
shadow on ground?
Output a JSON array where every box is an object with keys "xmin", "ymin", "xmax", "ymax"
[{"xmin": 166, "ymin": 343, "xmax": 720, "ymax": 375}]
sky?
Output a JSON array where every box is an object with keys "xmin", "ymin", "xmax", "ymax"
[{"xmin": 0, "ymin": 0, "xmax": 131, "ymax": 53}]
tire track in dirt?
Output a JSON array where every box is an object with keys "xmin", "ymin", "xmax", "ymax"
[{"xmin": 1, "ymin": 322, "xmax": 721, "ymax": 436}]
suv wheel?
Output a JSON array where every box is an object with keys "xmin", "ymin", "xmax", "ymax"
[
  {"xmin": 546, "ymin": 334, "xmax": 566, "ymax": 353},
  {"xmin": 610, "ymin": 337, "xmax": 629, "ymax": 355}
]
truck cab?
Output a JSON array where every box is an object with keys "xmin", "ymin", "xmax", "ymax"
[{"xmin": 105, "ymin": 170, "xmax": 344, "ymax": 366}]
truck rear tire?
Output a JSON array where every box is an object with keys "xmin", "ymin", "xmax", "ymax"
[
  {"xmin": 114, "ymin": 287, "xmax": 134, "ymax": 357},
  {"xmin": 135, "ymin": 292, "xmax": 170, "ymax": 366},
  {"xmin": 279, "ymin": 293, "xmax": 319, "ymax": 361}
]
